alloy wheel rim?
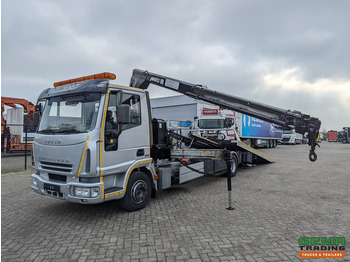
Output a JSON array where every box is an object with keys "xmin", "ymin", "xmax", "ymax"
[{"xmin": 131, "ymin": 180, "xmax": 148, "ymax": 204}]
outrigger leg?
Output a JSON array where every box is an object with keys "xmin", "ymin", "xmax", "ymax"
[{"xmin": 225, "ymin": 150, "xmax": 235, "ymax": 210}]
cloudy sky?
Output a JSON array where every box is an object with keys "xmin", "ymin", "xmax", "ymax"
[{"xmin": 2, "ymin": 0, "xmax": 350, "ymax": 131}]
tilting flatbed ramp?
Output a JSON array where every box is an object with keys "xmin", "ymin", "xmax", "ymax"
[
  {"xmin": 170, "ymin": 132, "xmax": 275, "ymax": 164},
  {"xmin": 236, "ymin": 141, "xmax": 275, "ymax": 163},
  {"xmin": 188, "ymin": 134, "xmax": 276, "ymax": 164},
  {"xmin": 208, "ymin": 138, "xmax": 276, "ymax": 164}
]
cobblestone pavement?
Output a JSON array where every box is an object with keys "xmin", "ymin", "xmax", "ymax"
[
  {"xmin": 2, "ymin": 143, "xmax": 350, "ymax": 261},
  {"xmin": 1, "ymin": 154, "xmax": 34, "ymax": 174}
]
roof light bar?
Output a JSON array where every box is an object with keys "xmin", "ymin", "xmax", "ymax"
[{"xmin": 53, "ymin": 72, "xmax": 116, "ymax": 87}]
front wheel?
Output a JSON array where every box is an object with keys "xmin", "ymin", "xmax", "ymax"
[{"xmin": 120, "ymin": 171, "xmax": 152, "ymax": 212}]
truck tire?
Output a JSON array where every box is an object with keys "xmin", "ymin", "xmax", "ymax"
[
  {"xmin": 245, "ymin": 139, "xmax": 252, "ymax": 147},
  {"xmin": 252, "ymin": 139, "xmax": 257, "ymax": 148},
  {"xmin": 230, "ymin": 155, "xmax": 238, "ymax": 177},
  {"xmin": 120, "ymin": 171, "xmax": 152, "ymax": 212},
  {"xmin": 342, "ymin": 139, "xmax": 347, "ymax": 144}
]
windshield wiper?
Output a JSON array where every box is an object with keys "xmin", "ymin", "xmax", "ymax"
[
  {"xmin": 54, "ymin": 128, "xmax": 82, "ymax": 134},
  {"xmin": 39, "ymin": 129, "xmax": 56, "ymax": 134}
]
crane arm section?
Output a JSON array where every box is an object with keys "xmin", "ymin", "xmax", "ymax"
[
  {"xmin": 130, "ymin": 69, "xmax": 321, "ymax": 162},
  {"xmin": 1, "ymin": 97, "xmax": 35, "ymax": 118}
]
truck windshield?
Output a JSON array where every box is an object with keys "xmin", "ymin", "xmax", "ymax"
[
  {"xmin": 199, "ymin": 119, "xmax": 225, "ymax": 129},
  {"xmin": 283, "ymin": 130, "xmax": 293, "ymax": 134},
  {"xmin": 37, "ymin": 93, "xmax": 101, "ymax": 134}
]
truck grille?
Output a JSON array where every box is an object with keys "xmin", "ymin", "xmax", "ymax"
[
  {"xmin": 282, "ymin": 138, "xmax": 290, "ymax": 141},
  {"xmin": 48, "ymin": 173, "xmax": 67, "ymax": 183},
  {"xmin": 40, "ymin": 161, "xmax": 73, "ymax": 173}
]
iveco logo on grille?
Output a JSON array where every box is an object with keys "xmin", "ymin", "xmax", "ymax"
[{"xmin": 45, "ymin": 139, "xmax": 62, "ymax": 145}]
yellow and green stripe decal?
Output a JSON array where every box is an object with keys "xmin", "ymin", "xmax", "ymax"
[
  {"xmin": 105, "ymin": 190, "xmax": 124, "ymax": 199},
  {"xmin": 78, "ymin": 135, "xmax": 90, "ymax": 177},
  {"xmin": 104, "ymin": 159, "xmax": 153, "ymax": 199},
  {"xmin": 100, "ymin": 90, "xmax": 110, "ymax": 198}
]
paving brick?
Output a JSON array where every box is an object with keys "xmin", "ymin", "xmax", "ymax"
[{"xmin": 2, "ymin": 143, "xmax": 350, "ymax": 261}]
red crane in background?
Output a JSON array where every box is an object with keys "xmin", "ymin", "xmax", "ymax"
[{"xmin": 1, "ymin": 96, "xmax": 35, "ymax": 152}]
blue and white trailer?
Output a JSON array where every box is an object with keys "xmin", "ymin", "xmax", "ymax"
[{"xmin": 235, "ymin": 113, "xmax": 283, "ymax": 148}]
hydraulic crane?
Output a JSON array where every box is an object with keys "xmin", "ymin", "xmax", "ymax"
[{"xmin": 130, "ymin": 69, "xmax": 321, "ymax": 162}]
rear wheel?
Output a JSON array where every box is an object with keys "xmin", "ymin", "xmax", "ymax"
[
  {"xmin": 230, "ymin": 155, "xmax": 238, "ymax": 177},
  {"xmin": 120, "ymin": 171, "xmax": 152, "ymax": 212},
  {"xmin": 245, "ymin": 139, "xmax": 252, "ymax": 147}
]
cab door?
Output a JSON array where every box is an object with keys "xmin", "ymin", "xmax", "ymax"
[{"xmin": 101, "ymin": 90, "xmax": 150, "ymax": 176}]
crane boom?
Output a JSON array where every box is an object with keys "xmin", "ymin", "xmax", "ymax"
[
  {"xmin": 1, "ymin": 96, "xmax": 35, "ymax": 125},
  {"xmin": 130, "ymin": 69, "xmax": 321, "ymax": 161}
]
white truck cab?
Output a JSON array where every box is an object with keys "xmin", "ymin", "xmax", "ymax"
[
  {"xmin": 281, "ymin": 129, "xmax": 303, "ymax": 144},
  {"xmin": 197, "ymin": 108, "xmax": 236, "ymax": 141}
]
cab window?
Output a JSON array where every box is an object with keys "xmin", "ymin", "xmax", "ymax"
[
  {"xmin": 104, "ymin": 92, "xmax": 141, "ymax": 151},
  {"xmin": 120, "ymin": 93, "xmax": 141, "ymax": 130}
]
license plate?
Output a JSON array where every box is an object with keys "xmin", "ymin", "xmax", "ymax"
[{"xmin": 44, "ymin": 183, "xmax": 60, "ymax": 193}]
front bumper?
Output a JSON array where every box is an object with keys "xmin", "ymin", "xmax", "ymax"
[
  {"xmin": 281, "ymin": 136, "xmax": 293, "ymax": 144},
  {"xmin": 31, "ymin": 173, "xmax": 104, "ymax": 204}
]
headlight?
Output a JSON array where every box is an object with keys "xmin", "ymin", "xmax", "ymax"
[
  {"xmin": 73, "ymin": 186, "xmax": 99, "ymax": 198},
  {"xmin": 91, "ymin": 187, "xmax": 99, "ymax": 198},
  {"xmin": 75, "ymin": 187, "xmax": 83, "ymax": 196},
  {"xmin": 82, "ymin": 188, "xmax": 90, "ymax": 197},
  {"xmin": 32, "ymin": 177, "xmax": 38, "ymax": 187}
]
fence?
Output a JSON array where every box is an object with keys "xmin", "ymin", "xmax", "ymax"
[{"xmin": 1, "ymin": 123, "xmax": 34, "ymax": 170}]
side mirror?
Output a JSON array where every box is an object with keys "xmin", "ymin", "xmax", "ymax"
[
  {"xmin": 33, "ymin": 111, "xmax": 40, "ymax": 129},
  {"xmin": 33, "ymin": 104, "xmax": 42, "ymax": 130},
  {"xmin": 35, "ymin": 104, "xmax": 42, "ymax": 112},
  {"xmin": 224, "ymin": 119, "xmax": 234, "ymax": 128},
  {"xmin": 117, "ymin": 104, "xmax": 131, "ymax": 124}
]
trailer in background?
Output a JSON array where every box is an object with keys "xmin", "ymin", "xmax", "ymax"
[
  {"xmin": 328, "ymin": 130, "xmax": 338, "ymax": 142},
  {"xmin": 234, "ymin": 112, "xmax": 282, "ymax": 148}
]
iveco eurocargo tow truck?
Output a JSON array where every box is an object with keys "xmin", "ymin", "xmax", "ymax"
[{"xmin": 31, "ymin": 70, "xmax": 321, "ymax": 211}]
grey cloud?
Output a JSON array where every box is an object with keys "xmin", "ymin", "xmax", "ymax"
[{"xmin": 2, "ymin": 0, "xmax": 349, "ymax": 130}]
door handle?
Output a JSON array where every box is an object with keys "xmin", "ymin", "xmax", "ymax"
[{"xmin": 137, "ymin": 149, "xmax": 144, "ymax": 157}]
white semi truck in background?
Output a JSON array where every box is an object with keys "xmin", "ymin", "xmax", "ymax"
[
  {"xmin": 31, "ymin": 69, "xmax": 321, "ymax": 211},
  {"xmin": 196, "ymin": 107, "xmax": 236, "ymax": 141},
  {"xmin": 281, "ymin": 129, "xmax": 303, "ymax": 144}
]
